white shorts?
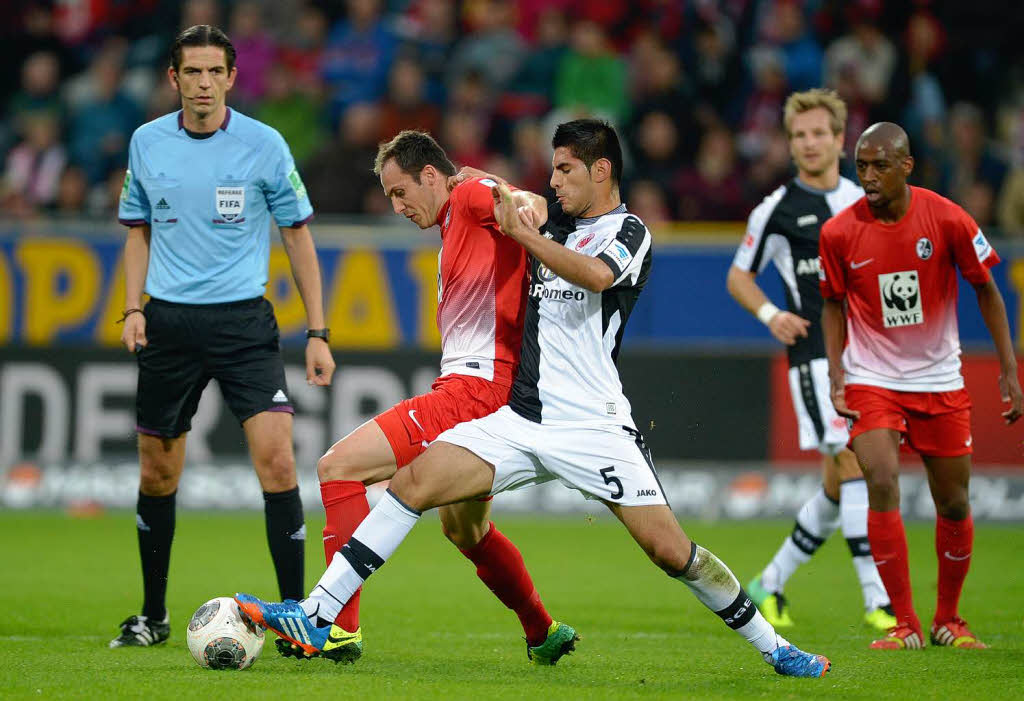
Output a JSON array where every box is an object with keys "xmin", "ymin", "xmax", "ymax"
[
  {"xmin": 788, "ymin": 357, "xmax": 850, "ymax": 455},
  {"xmin": 434, "ymin": 406, "xmax": 667, "ymax": 506}
]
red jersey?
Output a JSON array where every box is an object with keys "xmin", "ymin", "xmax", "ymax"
[
  {"xmin": 433, "ymin": 177, "xmax": 529, "ymax": 385},
  {"xmin": 819, "ymin": 186, "xmax": 999, "ymax": 392}
]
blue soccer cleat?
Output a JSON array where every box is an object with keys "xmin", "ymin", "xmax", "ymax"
[
  {"xmin": 234, "ymin": 593, "xmax": 363, "ymax": 663},
  {"xmin": 767, "ymin": 644, "xmax": 832, "ymax": 678}
]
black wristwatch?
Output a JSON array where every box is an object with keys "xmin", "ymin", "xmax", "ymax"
[{"xmin": 306, "ymin": 328, "xmax": 330, "ymax": 342}]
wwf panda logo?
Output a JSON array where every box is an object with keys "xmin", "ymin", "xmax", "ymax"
[
  {"xmin": 916, "ymin": 238, "xmax": 933, "ymax": 260},
  {"xmin": 881, "ymin": 272, "xmax": 918, "ymax": 311}
]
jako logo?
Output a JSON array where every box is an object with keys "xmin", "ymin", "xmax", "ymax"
[
  {"xmin": 636, "ymin": 489, "xmax": 657, "ymax": 497},
  {"xmin": 878, "ymin": 270, "xmax": 923, "ymax": 328}
]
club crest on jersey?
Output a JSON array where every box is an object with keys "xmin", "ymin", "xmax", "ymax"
[
  {"xmin": 215, "ymin": 186, "xmax": 245, "ymax": 222},
  {"xmin": 916, "ymin": 237, "xmax": 933, "ymax": 260},
  {"xmin": 575, "ymin": 233, "xmax": 595, "ymax": 250},
  {"xmin": 536, "ymin": 264, "xmax": 558, "ymax": 282},
  {"xmin": 878, "ymin": 270, "xmax": 923, "ymax": 328}
]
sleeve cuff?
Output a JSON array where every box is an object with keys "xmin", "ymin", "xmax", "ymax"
[
  {"xmin": 596, "ymin": 252, "xmax": 623, "ymax": 281},
  {"xmin": 283, "ymin": 212, "xmax": 315, "ymax": 228},
  {"xmin": 119, "ymin": 218, "xmax": 149, "ymax": 226}
]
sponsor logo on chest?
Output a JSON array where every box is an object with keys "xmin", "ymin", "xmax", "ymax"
[
  {"xmin": 878, "ymin": 270, "xmax": 923, "ymax": 328},
  {"xmin": 215, "ymin": 186, "xmax": 245, "ymax": 222}
]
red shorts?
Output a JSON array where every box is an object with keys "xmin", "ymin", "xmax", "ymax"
[
  {"xmin": 374, "ymin": 373, "xmax": 512, "ymax": 468},
  {"xmin": 845, "ymin": 384, "xmax": 973, "ymax": 457}
]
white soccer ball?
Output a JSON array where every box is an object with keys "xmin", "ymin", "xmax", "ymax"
[{"xmin": 186, "ymin": 597, "xmax": 265, "ymax": 670}]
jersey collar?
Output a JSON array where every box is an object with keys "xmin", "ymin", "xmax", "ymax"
[
  {"xmin": 436, "ymin": 196, "xmax": 453, "ymax": 232},
  {"xmin": 575, "ymin": 203, "xmax": 627, "ymax": 226},
  {"xmin": 177, "ymin": 107, "xmax": 232, "ymax": 135}
]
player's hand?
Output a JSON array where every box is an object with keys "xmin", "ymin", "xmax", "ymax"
[
  {"xmin": 829, "ymin": 369, "xmax": 860, "ymax": 420},
  {"xmin": 767, "ymin": 311, "xmax": 811, "ymax": 346},
  {"xmin": 306, "ymin": 338, "xmax": 336, "ymax": 386},
  {"xmin": 447, "ymin": 166, "xmax": 504, "ymax": 192},
  {"xmin": 120, "ymin": 312, "xmax": 147, "ymax": 353},
  {"xmin": 998, "ymin": 368, "xmax": 1023, "ymax": 423},
  {"xmin": 492, "ymin": 183, "xmax": 525, "ymax": 239}
]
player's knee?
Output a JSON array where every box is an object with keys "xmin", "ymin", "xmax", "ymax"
[
  {"xmin": 139, "ymin": 459, "xmax": 179, "ymax": 495},
  {"xmin": 316, "ymin": 449, "xmax": 373, "ymax": 484},
  {"xmin": 389, "ymin": 464, "xmax": 431, "ymax": 512},
  {"xmin": 644, "ymin": 538, "xmax": 691, "ymax": 574},
  {"xmin": 933, "ymin": 491, "xmax": 970, "ymax": 520},
  {"xmin": 259, "ymin": 452, "xmax": 297, "ymax": 492},
  {"xmin": 864, "ymin": 466, "xmax": 899, "ymax": 498}
]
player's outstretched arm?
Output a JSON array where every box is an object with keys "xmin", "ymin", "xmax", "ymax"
[
  {"xmin": 822, "ymin": 297, "xmax": 859, "ymax": 419},
  {"xmin": 973, "ymin": 278, "xmax": 1023, "ymax": 423},
  {"xmin": 280, "ymin": 223, "xmax": 336, "ymax": 386},
  {"xmin": 726, "ymin": 265, "xmax": 810, "ymax": 345},
  {"xmin": 492, "ymin": 183, "xmax": 613, "ymax": 292}
]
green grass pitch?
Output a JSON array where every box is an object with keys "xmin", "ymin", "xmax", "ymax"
[{"xmin": 2, "ymin": 510, "xmax": 1022, "ymax": 699}]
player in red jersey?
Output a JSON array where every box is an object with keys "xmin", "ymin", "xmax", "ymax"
[
  {"xmin": 291, "ymin": 131, "xmax": 575, "ymax": 664},
  {"xmin": 819, "ymin": 122, "xmax": 1023, "ymax": 650}
]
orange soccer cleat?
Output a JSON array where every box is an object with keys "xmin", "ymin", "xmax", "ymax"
[
  {"xmin": 869, "ymin": 624, "xmax": 925, "ymax": 650},
  {"xmin": 930, "ymin": 617, "xmax": 988, "ymax": 649}
]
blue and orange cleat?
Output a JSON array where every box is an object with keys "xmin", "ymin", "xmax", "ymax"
[
  {"xmin": 234, "ymin": 593, "xmax": 364, "ymax": 664},
  {"xmin": 767, "ymin": 645, "xmax": 832, "ymax": 677}
]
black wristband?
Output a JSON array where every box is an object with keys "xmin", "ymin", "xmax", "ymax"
[
  {"xmin": 117, "ymin": 308, "xmax": 143, "ymax": 324},
  {"xmin": 306, "ymin": 328, "xmax": 330, "ymax": 342}
]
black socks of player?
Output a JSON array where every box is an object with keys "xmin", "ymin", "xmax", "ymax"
[
  {"xmin": 137, "ymin": 490, "xmax": 176, "ymax": 621},
  {"xmin": 263, "ymin": 487, "xmax": 305, "ymax": 601}
]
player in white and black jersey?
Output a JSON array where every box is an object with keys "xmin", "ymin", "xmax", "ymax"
[
  {"xmin": 726, "ymin": 89, "xmax": 894, "ymax": 632},
  {"xmin": 237, "ymin": 119, "xmax": 832, "ymax": 678}
]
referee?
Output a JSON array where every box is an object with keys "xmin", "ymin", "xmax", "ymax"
[{"xmin": 110, "ymin": 25, "xmax": 335, "ymax": 648}]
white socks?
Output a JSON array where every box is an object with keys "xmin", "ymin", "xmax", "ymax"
[
  {"xmin": 675, "ymin": 544, "xmax": 787, "ymax": 659},
  {"xmin": 302, "ymin": 490, "xmax": 421, "ymax": 624},
  {"xmin": 760, "ymin": 488, "xmax": 840, "ymax": 593},
  {"xmin": 839, "ymin": 479, "xmax": 890, "ymax": 611}
]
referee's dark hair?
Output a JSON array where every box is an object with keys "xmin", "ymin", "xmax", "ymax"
[
  {"xmin": 373, "ymin": 130, "xmax": 457, "ymax": 183},
  {"xmin": 170, "ymin": 25, "xmax": 237, "ymax": 72},
  {"xmin": 552, "ymin": 119, "xmax": 623, "ymax": 185}
]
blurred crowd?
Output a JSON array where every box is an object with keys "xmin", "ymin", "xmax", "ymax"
[{"xmin": 4, "ymin": 0, "xmax": 1024, "ymax": 234}]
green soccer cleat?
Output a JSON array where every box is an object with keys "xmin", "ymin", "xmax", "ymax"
[
  {"xmin": 747, "ymin": 575, "xmax": 794, "ymax": 628},
  {"xmin": 863, "ymin": 605, "xmax": 898, "ymax": 632},
  {"xmin": 527, "ymin": 621, "xmax": 579, "ymax": 665}
]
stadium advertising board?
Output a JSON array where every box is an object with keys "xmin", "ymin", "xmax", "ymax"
[{"xmin": 2, "ymin": 228, "xmax": 1024, "ymax": 348}]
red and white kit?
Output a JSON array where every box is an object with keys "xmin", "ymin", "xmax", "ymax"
[
  {"xmin": 375, "ymin": 177, "xmax": 529, "ymax": 466},
  {"xmin": 818, "ymin": 186, "xmax": 1000, "ymax": 455}
]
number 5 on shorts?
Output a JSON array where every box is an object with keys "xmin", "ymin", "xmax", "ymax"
[{"xmin": 600, "ymin": 466, "xmax": 624, "ymax": 500}]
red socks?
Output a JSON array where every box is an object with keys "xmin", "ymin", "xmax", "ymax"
[
  {"xmin": 461, "ymin": 522, "xmax": 552, "ymax": 646},
  {"xmin": 934, "ymin": 513, "xmax": 973, "ymax": 623},
  {"xmin": 320, "ymin": 480, "xmax": 369, "ymax": 632},
  {"xmin": 867, "ymin": 508, "xmax": 921, "ymax": 632}
]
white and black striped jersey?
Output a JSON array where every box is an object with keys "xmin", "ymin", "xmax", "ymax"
[
  {"xmin": 732, "ymin": 176, "xmax": 863, "ymax": 366},
  {"xmin": 509, "ymin": 203, "xmax": 652, "ymax": 427}
]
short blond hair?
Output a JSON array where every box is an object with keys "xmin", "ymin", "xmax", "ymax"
[{"xmin": 783, "ymin": 89, "xmax": 847, "ymax": 137}]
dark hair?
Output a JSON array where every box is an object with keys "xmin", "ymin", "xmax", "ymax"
[
  {"xmin": 373, "ymin": 130, "xmax": 456, "ymax": 181},
  {"xmin": 170, "ymin": 25, "xmax": 236, "ymax": 72},
  {"xmin": 552, "ymin": 119, "xmax": 623, "ymax": 185}
]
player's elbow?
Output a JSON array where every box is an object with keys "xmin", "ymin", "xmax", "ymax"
[{"xmin": 585, "ymin": 265, "xmax": 615, "ymax": 293}]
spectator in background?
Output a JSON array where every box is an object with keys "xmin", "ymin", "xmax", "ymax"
[
  {"xmin": 674, "ymin": 127, "xmax": 747, "ymax": 221},
  {"xmin": 304, "ymin": 103, "xmax": 385, "ymax": 214},
  {"xmin": 447, "ymin": 0, "xmax": 525, "ymax": 93},
  {"xmin": 53, "ymin": 165, "xmax": 89, "ymax": 215},
  {"xmin": 228, "ymin": 1, "xmax": 277, "ymax": 108},
  {"xmin": 254, "ymin": 63, "xmax": 324, "ymax": 166},
  {"xmin": 626, "ymin": 179, "xmax": 672, "ymax": 228},
  {"xmin": 943, "ymin": 102, "xmax": 1008, "ymax": 223},
  {"xmin": 398, "ymin": 0, "xmax": 457, "ymax": 105},
  {"xmin": 321, "ymin": 0, "xmax": 398, "ymax": 123},
  {"xmin": 379, "ymin": 55, "xmax": 442, "ymax": 140},
  {"xmin": 2, "ymin": 112, "xmax": 66, "ymax": 216},
  {"xmin": 441, "ymin": 110, "xmax": 491, "ymax": 169},
  {"xmin": 509, "ymin": 7, "xmax": 568, "ymax": 106},
  {"xmin": 509, "ymin": 119, "xmax": 551, "ymax": 195},
  {"xmin": 759, "ymin": 0, "xmax": 822, "ymax": 93},
  {"xmin": 737, "ymin": 47, "xmax": 788, "ymax": 162},
  {"xmin": 0, "ymin": 2, "xmax": 77, "ymax": 108},
  {"xmin": 824, "ymin": 9, "xmax": 896, "ymax": 111},
  {"xmin": 629, "ymin": 33, "xmax": 698, "ymax": 162},
  {"xmin": 278, "ymin": 3, "xmax": 328, "ymax": 94},
  {"xmin": 179, "ymin": 0, "xmax": 220, "ymax": 31},
  {"xmin": 554, "ymin": 20, "xmax": 628, "ymax": 123},
  {"xmin": 631, "ymin": 110, "xmax": 684, "ymax": 197},
  {"xmin": 67, "ymin": 49, "xmax": 142, "ymax": 184},
  {"xmin": 688, "ymin": 15, "xmax": 742, "ymax": 126},
  {"xmin": 744, "ymin": 128, "xmax": 793, "ymax": 201},
  {"xmin": 9, "ymin": 51, "xmax": 63, "ymax": 124}
]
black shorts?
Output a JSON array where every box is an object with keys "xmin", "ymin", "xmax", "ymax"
[{"xmin": 136, "ymin": 297, "xmax": 293, "ymax": 437}]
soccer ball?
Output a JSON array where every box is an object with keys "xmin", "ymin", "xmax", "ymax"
[{"xmin": 186, "ymin": 597, "xmax": 265, "ymax": 670}]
